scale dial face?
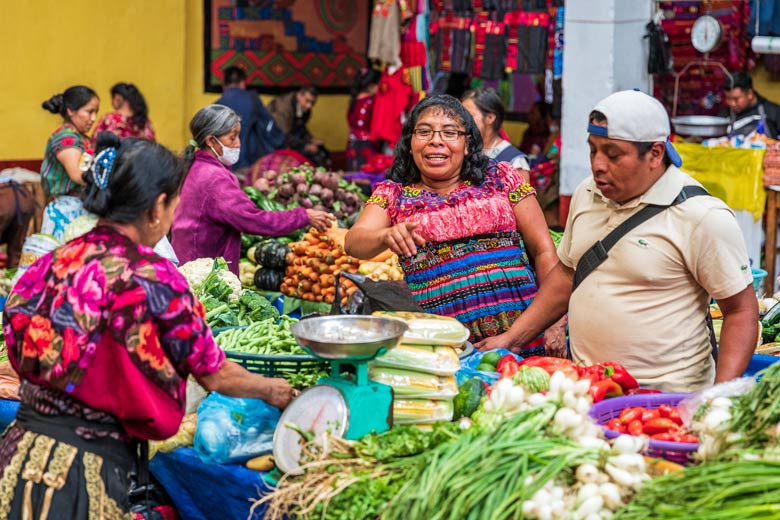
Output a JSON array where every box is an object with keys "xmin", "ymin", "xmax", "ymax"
[
  {"xmin": 272, "ymin": 385, "xmax": 348, "ymax": 475},
  {"xmin": 691, "ymin": 15, "xmax": 723, "ymax": 53}
]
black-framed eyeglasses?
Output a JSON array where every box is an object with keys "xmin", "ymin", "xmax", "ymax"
[{"xmin": 412, "ymin": 129, "xmax": 467, "ymax": 141}]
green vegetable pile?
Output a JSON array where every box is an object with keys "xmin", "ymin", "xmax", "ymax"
[
  {"xmin": 215, "ymin": 316, "xmax": 326, "ymax": 390},
  {"xmin": 253, "ymin": 422, "xmax": 462, "ymax": 520},
  {"xmin": 614, "ymin": 458, "xmax": 780, "ymax": 519},
  {"xmin": 214, "ymin": 316, "xmax": 301, "ymax": 355},
  {"xmin": 194, "ymin": 258, "xmax": 279, "ymax": 329},
  {"xmin": 259, "ymin": 399, "xmax": 614, "ymax": 520}
]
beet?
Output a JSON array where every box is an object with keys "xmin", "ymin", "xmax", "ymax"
[
  {"xmin": 290, "ymin": 173, "xmax": 307, "ymax": 185},
  {"xmin": 263, "ymin": 170, "xmax": 278, "ymax": 181},
  {"xmin": 320, "ymin": 188, "xmax": 334, "ymax": 205},
  {"xmin": 296, "ymin": 183, "xmax": 309, "ymax": 195},
  {"xmin": 313, "ymin": 204, "xmax": 327, "ymax": 212},
  {"xmin": 300, "ymin": 198, "xmax": 314, "ymax": 209},
  {"xmin": 322, "ymin": 172, "xmax": 340, "ymax": 191},
  {"xmin": 309, "ymin": 183, "xmax": 323, "ymax": 197},
  {"xmin": 312, "ymin": 169, "xmax": 328, "ymax": 185},
  {"xmin": 278, "ymin": 183, "xmax": 294, "ymax": 198}
]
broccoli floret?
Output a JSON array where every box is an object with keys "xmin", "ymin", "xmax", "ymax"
[{"xmin": 239, "ymin": 290, "xmax": 279, "ymax": 324}]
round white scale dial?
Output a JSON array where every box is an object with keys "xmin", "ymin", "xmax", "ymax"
[{"xmin": 691, "ymin": 15, "xmax": 723, "ymax": 53}]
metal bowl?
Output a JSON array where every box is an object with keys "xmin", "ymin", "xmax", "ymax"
[
  {"xmin": 290, "ymin": 315, "xmax": 408, "ymax": 360},
  {"xmin": 671, "ymin": 115, "xmax": 730, "ymax": 137}
]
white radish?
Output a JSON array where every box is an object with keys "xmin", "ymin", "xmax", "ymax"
[
  {"xmin": 575, "ymin": 495, "xmax": 604, "ymax": 517},
  {"xmin": 604, "ymin": 463, "xmax": 634, "ymax": 488},
  {"xmin": 576, "ymin": 463, "xmax": 600, "ymax": 484},
  {"xmin": 612, "ymin": 434, "xmax": 644, "ymax": 455},
  {"xmin": 554, "ymin": 407, "xmax": 582, "ymax": 431},
  {"xmin": 599, "ymin": 482, "xmax": 623, "ymax": 509}
]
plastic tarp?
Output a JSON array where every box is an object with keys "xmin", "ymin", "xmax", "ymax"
[
  {"xmin": 676, "ymin": 143, "xmax": 766, "ymax": 222},
  {"xmin": 150, "ymin": 447, "xmax": 272, "ymax": 520}
]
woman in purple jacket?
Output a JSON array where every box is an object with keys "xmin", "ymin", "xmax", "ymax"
[{"xmin": 172, "ymin": 104, "xmax": 333, "ymax": 274}]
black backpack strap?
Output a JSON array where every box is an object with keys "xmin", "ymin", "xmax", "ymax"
[
  {"xmin": 494, "ymin": 144, "xmax": 527, "ymax": 165},
  {"xmin": 572, "ymin": 185, "xmax": 709, "ymax": 291}
]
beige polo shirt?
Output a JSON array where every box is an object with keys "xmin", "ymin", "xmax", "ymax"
[{"xmin": 558, "ymin": 166, "xmax": 753, "ymax": 392}]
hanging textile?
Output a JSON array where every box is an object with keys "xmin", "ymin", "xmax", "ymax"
[
  {"xmin": 515, "ymin": 12, "xmax": 549, "ymax": 74},
  {"xmin": 369, "ymin": 0, "xmax": 402, "ymax": 68},
  {"xmin": 474, "ymin": 16, "xmax": 507, "ymax": 79},
  {"xmin": 370, "ymin": 68, "xmax": 420, "ymax": 145}
]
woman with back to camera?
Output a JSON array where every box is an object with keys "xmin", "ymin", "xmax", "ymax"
[
  {"xmin": 345, "ymin": 95, "xmax": 566, "ymax": 355},
  {"xmin": 1, "ymin": 133, "xmax": 294, "ymax": 518},
  {"xmin": 461, "ymin": 87, "xmax": 530, "ymax": 174},
  {"xmin": 92, "ymin": 82, "xmax": 156, "ymax": 144},
  {"xmin": 171, "ymin": 104, "xmax": 333, "ymax": 275},
  {"xmin": 40, "ymin": 85, "xmax": 100, "ymax": 242}
]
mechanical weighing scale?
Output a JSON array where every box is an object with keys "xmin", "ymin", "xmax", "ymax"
[{"xmin": 272, "ymin": 315, "xmax": 408, "ymax": 475}]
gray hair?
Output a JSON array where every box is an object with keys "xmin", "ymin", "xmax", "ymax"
[{"xmin": 189, "ymin": 104, "xmax": 240, "ymax": 147}]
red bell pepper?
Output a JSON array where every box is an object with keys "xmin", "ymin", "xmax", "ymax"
[
  {"xmin": 577, "ymin": 364, "xmax": 607, "ymax": 385},
  {"xmin": 588, "ymin": 379, "xmax": 623, "ymax": 403},
  {"xmin": 521, "ymin": 356, "xmax": 577, "ymax": 375},
  {"xmin": 602, "ymin": 361, "xmax": 639, "ymax": 392},
  {"xmin": 496, "ymin": 355, "xmax": 520, "ymax": 380}
]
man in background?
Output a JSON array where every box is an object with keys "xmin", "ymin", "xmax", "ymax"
[
  {"xmin": 724, "ymin": 71, "xmax": 780, "ymax": 139},
  {"xmin": 216, "ymin": 66, "xmax": 285, "ymax": 179},
  {"xmin": 268, "ymin": 86, "xmax": 331, "ymax": 167}
]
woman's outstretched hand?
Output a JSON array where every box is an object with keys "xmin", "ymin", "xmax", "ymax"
[
  {"xmin": 306, "ymin": 210, "xmax": 336, "ymax": 232},
  {"xmin": 383, "ymin": 222, "xmax": 426, "ymax": 257}
]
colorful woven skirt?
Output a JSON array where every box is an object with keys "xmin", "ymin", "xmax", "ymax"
[{"xmin": 401, "ymin": 231, "xmax": 544, "ymax": 353}]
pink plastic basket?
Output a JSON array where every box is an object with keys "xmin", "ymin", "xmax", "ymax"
[{"xmin": 588, "ymin": 393, "xmax": 698, "ymax": 465}]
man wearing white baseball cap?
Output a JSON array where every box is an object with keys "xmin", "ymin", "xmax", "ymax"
[{"xmin": 478, "ymin": 89, "xmax": 758, "ymax": 392}]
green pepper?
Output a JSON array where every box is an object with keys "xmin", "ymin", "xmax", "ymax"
[{"xmin": 243, "ymin": 186, "xmax": 262, "ymax": 204}]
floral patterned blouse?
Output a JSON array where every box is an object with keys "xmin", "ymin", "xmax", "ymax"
[
  {"xmin": 366, "ymin": 161, "xmax": 536, "ymax": 243},
  {"xmin": 92, "ymin": 112, "xmax": 156, "ymax": 146},
  {"xmin": 2, "ymin": 226, "xmax": 224, "ymax": 440}
]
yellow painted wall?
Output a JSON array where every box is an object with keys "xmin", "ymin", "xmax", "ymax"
[
  {"xmin": 0, "ymin": 1, "xmax": 351, "ymax": 162},
  {"xmin": 0, "ymin": 0, "xmax": 187, "ymax": 160}
]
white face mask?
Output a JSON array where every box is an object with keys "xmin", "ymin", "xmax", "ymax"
[{"xmin": 209, "ymin": 138, "xmax": 241, "ymax": 167}]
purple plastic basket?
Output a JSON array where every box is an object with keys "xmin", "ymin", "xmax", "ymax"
[{"xmin": 588, "ymin": 393, "xmax": 699, "ymax": 465}]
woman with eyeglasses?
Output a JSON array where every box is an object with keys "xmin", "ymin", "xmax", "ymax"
[{"xmin": 345, "ymin": 95, "xmax": 561, "ymax": 355}]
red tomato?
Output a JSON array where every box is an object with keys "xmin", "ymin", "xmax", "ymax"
[
  {"xmin": 650, "ymin": 432, "xmax": 675, "ymax": 441},
  {"xmin": 605, "ymin": 418, "xmax": 623, "ymax": 432},
  {"xmin": 657, "ymin": 404, "xmax": 674, "ymax": 418},
  {"xmin": 675, "ymin": 434, "xmax": 699, "ymax": 444},
  {"xmin": 618, "ymin": 407, "xmax": 645, "ymax": 425},
  {"xmin": 642, "ymin": 418, "xmax": 678, "ymax": 435},
  {"xmin": 627, "ymin": 419, "xmax": 644, "ymax": 436},
  {"xmin": 641, "ymin": 409, "xmax": 661, "ymax": 423},
  {"xmin": 667, "ymin": 409, "xmax": 684, "ymax": 425}
]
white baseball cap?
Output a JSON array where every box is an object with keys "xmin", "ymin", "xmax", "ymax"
[{"xmin": 587, "ymin": 89, "xmax": 682, "ymax": 167}]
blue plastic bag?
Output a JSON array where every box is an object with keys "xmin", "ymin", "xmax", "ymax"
[
  {"xmin": 194, "ymin": 392, "xmax": 280, "ymax": 465},
  {"xmin": 456, "ymin": 349, "xmax": 523, "ymax": 386}
]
